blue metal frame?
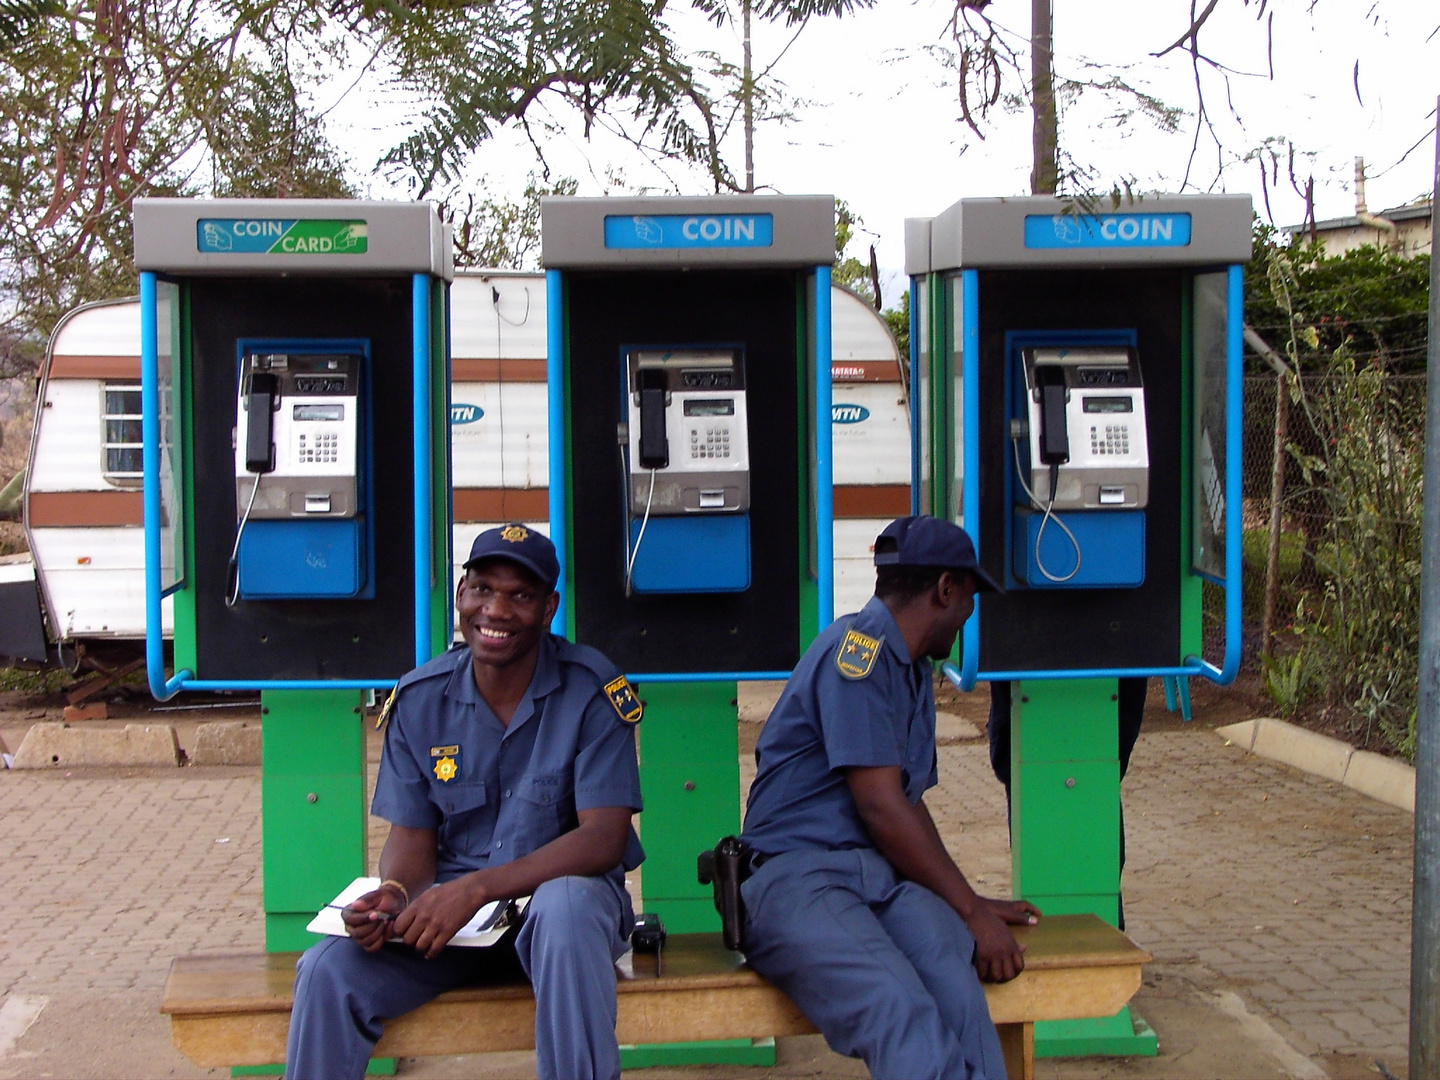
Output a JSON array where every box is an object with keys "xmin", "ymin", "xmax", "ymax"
[
  {"xmin": 141, "ymin": 272, "xmax": 188, "ymax": 700},
  {"xmin": 142, "ymin": 272, "xmax": 441, "ymax": 700},
  {"xmin": 952, "ymin": 264, "xmax": 1244, "ymax": 691},
  {"xmin": 815, "ymin": 265, "xmax": 834, "ymax": 631},
  {"xmin": 411, "ymin": 273, "xmax": 434, "ymax": 666},
  {"xmin": 908, "ymin": 276, "xmax": 921, "ymax": 515},
  {"xmin": 958, "ymin": 269, "xmax": 983, "ymax": 690},
  {"xmin": 629, "ymin": 670, "xmax": 794, "ymax": 683},
  {"xmin": 546, "ymin": 268, "xmax": 567, "ymax": 638}
]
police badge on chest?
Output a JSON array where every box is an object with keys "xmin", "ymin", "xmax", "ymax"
[{"xmin": 430, "ymin": 745, "xmax": 462, "ymax": 782}]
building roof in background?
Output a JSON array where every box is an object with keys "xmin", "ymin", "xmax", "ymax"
[{"xmin": 1283, "ymin": 200, "xmax": 1432, "ymax": 237}]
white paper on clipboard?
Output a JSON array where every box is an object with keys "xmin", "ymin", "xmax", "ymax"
[{"xmin": 305, "ymin": 876, "xmax": 530, "ymax": 947}]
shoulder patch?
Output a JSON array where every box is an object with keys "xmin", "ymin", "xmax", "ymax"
[
  {"xmin": 374, "ymin": 685, "xmax": 398, "ymax": 731},
  {"xmin": 835, "ymin": 626, "xmax": 883, "ymax": 680},
  {"xmin": 604, "ymin": 675, "xmax": 643, "ymax": 724}
]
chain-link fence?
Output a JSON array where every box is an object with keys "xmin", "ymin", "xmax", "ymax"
[{"xmin": 1236, "ymin": 371, "xmax": 1425, "ymax": 755}]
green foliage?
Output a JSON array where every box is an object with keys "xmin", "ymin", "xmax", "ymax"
[
  {"xmin": 832, "ymin": 198, "xmax": 874, "ymax": 305},
  {"xmin": 0, "ymin": 0, "xmax": 58, "ymax": 46},
  {"xmin": 446, "ymin": 174, "xmax": 578, "ymax": 270},
  {"xmin": 1249, "ymin": 217, "xmax": 1429, "ymax": 760},
  {"xmin": 208, "ymin": 65, "xmax": 355, "ymax": 200},
  {"xmin": 1246, "ymin": 224, "xmax": 1431, "ymax": 374},
  {"xmin": 1260, "ymin": 649, "xmax": 1314, "ymax": 719},
  {"xmin": 0, "ymin": 664, "xmax": 70, "ymax": 694},
  {"xmin": 1240, "ymin": 525, "xmax": 1305, "ymax": 621},
  {"xmin": 374, "ymin": 0, "xmax": 738, "ymax": 195},
  {"xmin": 0, "ymin": 0, "xmax": 353, "ymax": 375},
  {"xmin": 883, "ymin": 290, "xmax": 909, "ymax": 359},
  {"xmin": 1272, "ymin": 357, "xmax": 1424, "ymax": 759},
  {"xmin": 693, "ymin": 0, "xmax": 874, "ymax": 28}
]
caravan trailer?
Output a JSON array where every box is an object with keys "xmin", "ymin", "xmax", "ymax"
[{"xmin": 16, "ymin": 273, "xmax": 910, "ymax": 662}]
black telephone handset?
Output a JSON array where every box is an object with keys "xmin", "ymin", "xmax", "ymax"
[
  {"xmin": 637, "ymin": 369, "xmax": 669, "ymax": 470},
  {"xmin": 244, "ymin": 371, "xmax": 278, "ymax": 475},
  {"xmin": 1036, "ymin": 367, "xmax": 1070, "ymax": 466}
]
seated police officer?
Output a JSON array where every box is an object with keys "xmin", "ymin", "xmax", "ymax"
[
  {"xmin": 285, "ymin": 524, "xmax": 644, "ymax": 1080},
  {"xmin": 739, "ymin": 515, "xmax": 1040, "ymax": 1079}
]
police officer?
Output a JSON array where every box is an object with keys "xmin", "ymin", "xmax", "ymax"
[
  {"xmin": 740, "ymin": 515, "xmax": 1040, "ymax": 1079},
  {"xmin": 285, "ymin": 524, "xmax": 644, "ymax": 1080}
]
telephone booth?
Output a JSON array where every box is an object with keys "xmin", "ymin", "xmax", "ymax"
[
  {"xmin": 906, "ymin": 194, "xmax": 1251, "ymax": 1056},
  {"xmin": 134, "ymin": 198, "xmax": 453, "ymax": 952},
  {"xmin": 540, "ymin": 194, "xmax": 835, "ymax": 1067}
]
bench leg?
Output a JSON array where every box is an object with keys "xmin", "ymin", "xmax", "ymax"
[{"xmin": 997, "ymin": 1022, "xmax": 1034, "ymax": 1080}]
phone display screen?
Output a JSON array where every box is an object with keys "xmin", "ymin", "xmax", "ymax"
[
  {"xmin": 293, "ymin": 403, "xmax": 346, "ymax": 422},
  {"xmin": 684, "ymin": 399, "xmax": 736, "ymax": 417},
  {"xmin": 1082, "ymin": 396, "xmax": 1133, "ymax": 414}
]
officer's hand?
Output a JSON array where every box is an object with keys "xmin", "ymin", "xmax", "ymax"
[
  {"xmin": 984, "ymin": 897, "xmax": 1042, "ymax": 926},
  {"xmin": 394, "ymin": 877, "xmax": 485, "ymax": 959},
  {"xmin": 342, "ymin": 885, "xmax": 406, "ymax": 953},
  {"xmin": 967, "ymin": 904, "xmax": 1027, "ymax": 984}
]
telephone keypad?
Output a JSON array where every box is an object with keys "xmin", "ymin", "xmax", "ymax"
[
  {"xmin": 688, "ymin": 426, "xmax": 732, "ymax": 460},
  {"xmin": 297, "ymin": 431, "xmax": 340, "ymax": 464},
  {"xmin": 1088, "ymin": 424, "xmax": 1131, "ymax": 457}
]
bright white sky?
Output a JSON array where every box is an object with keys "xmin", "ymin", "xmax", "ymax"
[{"xmin": 325, "ymin": 1, "xmax": 1438, "ymax": 304}]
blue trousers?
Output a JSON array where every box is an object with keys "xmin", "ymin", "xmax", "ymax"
[
  {"xmin": 285, "ymin": 875, "xmax": 632, "ymax": 1080},
  {"xmin": 741, "ymin": 848, "xmax": 1006, "ymax": 1080}
]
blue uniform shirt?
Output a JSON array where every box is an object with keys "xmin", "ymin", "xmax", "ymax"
[
  {"xmin": 741, "ymin": 596, "xmax": 939, "ymax": 856},
  {"xmin": 372, "ymin": 635, "xmax": 644, "ymax": 886}
]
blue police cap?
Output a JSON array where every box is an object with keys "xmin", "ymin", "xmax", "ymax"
[
  {"xmin": 463, "ymin": 524, "xmax": 560, "ymax": 589},
  {"xmin": 873, "ymin": 515, "xmax": 1001, "ymax": 593}
]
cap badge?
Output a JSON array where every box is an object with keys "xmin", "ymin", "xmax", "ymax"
[
  {"xmin": 500, "ymin": 525, "xmax": 529, "ymax": 543},
  {"xmin": 604, "ymin": 675, "xmax": 643, "ymax": 724},
  {"xmin": 836, "ymin": 627, "xmax": 883, "ymax": 680}
]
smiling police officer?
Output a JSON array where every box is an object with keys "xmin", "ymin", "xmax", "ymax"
[
  {"xmin": 739, "ymin": 515, "xmax": 1040, "ymax": 1079},
  {"xmin": 285, "ymin": 524, "xmax": 644, "ymax": 1080}
]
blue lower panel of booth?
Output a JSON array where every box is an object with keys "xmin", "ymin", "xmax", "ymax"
[
  {"xmin": 1012, "ymin": 509, "xmax": 1145, "ymax": 588},
  {"xmin": 629, "ymin": 515, "xmax": 750, "ymax": 593},
  {"xmin": 239, "ymin": 519, "xmax": 365, "ymax": 599}
]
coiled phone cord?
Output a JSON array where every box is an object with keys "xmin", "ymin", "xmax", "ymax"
[
  {"xmin": 1011, "ymin": 436, "xmax": 1082, "ymax": 584},
  {"xmin": 225, "ymin": 474, "xmax": 264, "ymax": 607}
]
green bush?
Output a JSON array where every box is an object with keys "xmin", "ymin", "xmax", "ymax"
[{"xmin": 1281, "ymin": 356, "xmax": 1423, "ymax": 759}]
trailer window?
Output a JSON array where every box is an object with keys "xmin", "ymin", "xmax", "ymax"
[{"xmin": 102, "ymin": 383, "xmax": 144, "ymax": 486}]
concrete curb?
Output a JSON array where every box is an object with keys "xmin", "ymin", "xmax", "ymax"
[
  {"xmin": 1216, "ymin": 717, "xmax": 1415, "ymax": 813},
  {"xmin": 12, "ymin": 722, "xmax": 180, "ymax": 769},
  {"xmin": 1343, "ymin": 750, "xmax": 1416, "ymax": 812},
  {"xmin": 189, "ymin": 722, "xmax": 262, "ymax": 766}
]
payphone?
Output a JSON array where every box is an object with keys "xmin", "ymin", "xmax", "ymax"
[
  {"xmin": 231, "ymin": 342, "xmax": 370, "ymax": 601},
  {"xmin": 1010, "ymin": 345, "xmax": 1149, "ymax": 587},
  {"xmin": 622, "ymin": 347, "xmax": 751, "ymax": 594}
]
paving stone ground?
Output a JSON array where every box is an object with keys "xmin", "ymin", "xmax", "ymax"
[{"xmin": 0, "ymin": 686, "xmax": 1416, "ymax": 1080}]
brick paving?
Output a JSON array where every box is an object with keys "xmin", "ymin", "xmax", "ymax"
[
  {"xmin": 0, "ymin": 716, "xmax": 1417, "ymax": 1077},
  {"xmin": 0, "ymin": 769, "xmax": 262, "ymax": 1003},
  {"xmin": 1119, "ymin": 735, "xmax": 1412, "ymax": 1064}
]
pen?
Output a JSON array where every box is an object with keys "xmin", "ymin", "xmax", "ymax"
[{"xmin": 473, "ymin": 902, "xmax": 511, "ymax": 934}]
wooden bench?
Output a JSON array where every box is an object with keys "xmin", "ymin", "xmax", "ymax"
[{"xmin": 162, "ymin": 913, "xmax": 1149, "ymax": 1080}]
